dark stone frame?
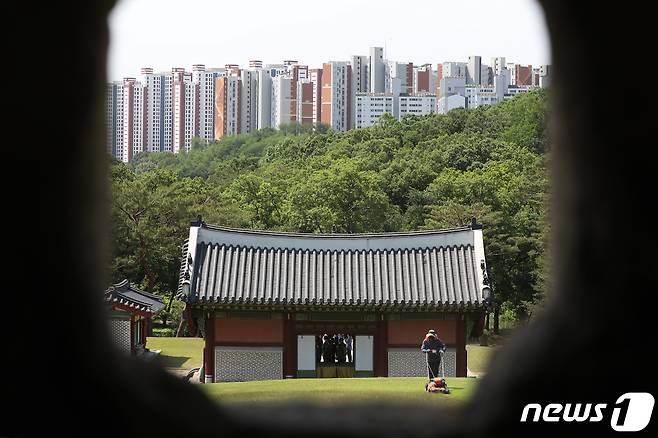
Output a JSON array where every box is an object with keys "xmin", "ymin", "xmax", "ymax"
[{"xmin": 7, "ymin": 1, "xmax": 656, "ymax": 436}]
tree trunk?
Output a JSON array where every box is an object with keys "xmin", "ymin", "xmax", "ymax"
[
  {"xmin": 137, "ymin": 233, "xmax": 155, "ymax": 292},
  {"xmin": 176, "ymin": 308, "xmax": 187, "ymax": 337},
  {"xmin": 493, "ymin": 306, "xmax": 501, "ymax": 335}
]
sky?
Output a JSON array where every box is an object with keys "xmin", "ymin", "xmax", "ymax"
[{"xmin": 108, "ymin": 0, "xmax": 550, "ymax": 81}]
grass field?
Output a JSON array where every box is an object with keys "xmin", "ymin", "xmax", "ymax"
[
  {"xmin": 200, "ymin": 377, "xmax": 478, "ymax": 406},
  {"xmin": 147, "ymin": 336, "xmax": 204, "ymax": 370},
  {"xmin": 147, "ymin": 337, "xmax": 483, "ymax": 405}
]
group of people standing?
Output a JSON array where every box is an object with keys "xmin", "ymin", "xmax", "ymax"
[{"xmin": 316, "ymin": 334, "xmax": 353, "ymax": 364}]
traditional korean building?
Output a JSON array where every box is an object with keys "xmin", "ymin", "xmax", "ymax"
[
  {"xmin": 105, "ymin": 279, "xmax": 164, "ymax": 355},
  {"xmin": 178, "ymin": 219, "xmax": 491, "ymax": 383}
]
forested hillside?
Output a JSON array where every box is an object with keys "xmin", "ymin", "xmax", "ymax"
[{"xmin": 110, "ymin": 90, "xmax": 549, "ymax": 331}]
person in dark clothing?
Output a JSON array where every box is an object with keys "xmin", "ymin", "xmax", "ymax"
[
  {"xmin": 322, "ymin": 334, "xmax": 336, "ymax": 363},
  {"xmin": 336, "ymin": 337, "xmax": 347, "ymax": 364},
  {"xmin": 421, "ymin": 329, "xmax": 445, "ymax": 381}
]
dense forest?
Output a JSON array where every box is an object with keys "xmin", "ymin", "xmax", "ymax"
[{"xmin": 110, "ymin": 90, "xmax": 550, "ymax": 334}]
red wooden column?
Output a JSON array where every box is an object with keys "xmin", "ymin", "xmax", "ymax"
[
  {"xmin": 203, "ymin": 314, "xmax": 215, "ymax": 383},
  {"xmin": 374, "ymin": 314, "xmax": 388, "ymax": 377},
  {"xmin": 282, "ymin": 313, "xmax": 296, "ymax": 378},
  {"xmin": 455, "ymin": 314, "xmax": 467, "ymax": 377},
  {"xmin": 129, "ymin": 315, "xmax": 135, "ymax": 355}
]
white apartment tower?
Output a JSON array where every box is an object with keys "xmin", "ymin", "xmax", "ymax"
[
  {"xmin": 140, "ymin": 69, "xmax": 159, "ymax": 153},
  {"xmin": 351, "ymin": 55, "xmax": 369, "ymax": 93},
  {"xmin": 467, "ymin": 56, "xmax": 482, "ymax": 85},
  {"xmin": 257, "ymin": 70, "xmax": 272, "ymax": 130},
  {"xmin": 241, "ymin": 69, "xmax": 259, "ymax": 133},
  {"xmin": 193, "ymin": 65, "xmax": 226, "ymax": 143},
  {"xmin": 171, "ymin": 69, "xmax": 195, "ymax": 153},
  {"xmin": 386, "ymin": 61, "xmax": 412, "ymax": 95},
  {"xmin": 369, "ymin": 47, "xmax": 385, "ymax": 93},
  {"xmin": 443, "ymin": 62, "xmax": 467, "ymax": 79},
  {"xmin": 491, "ymin": 57, "xmax": 506, "ymax": 75},
  {"xmin": 271, "ymin": 75, "xmax": 292, "ymax": 128}
]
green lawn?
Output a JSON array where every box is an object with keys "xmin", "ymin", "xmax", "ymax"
[
  {"xmin": 466, "ymin": 345, "xmax": 497, "ymax": 374},
  {"xmin": 201, "ymin": 377, "xmax": 478, "ymax": 406},
  {"xmin": 147, "ymin": 336, "xmax": 204, "ymax": 370}
]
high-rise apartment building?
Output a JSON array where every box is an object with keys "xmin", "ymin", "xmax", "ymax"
[
  {"xmin": 193, "ymin": 65, "xmax": 226, "ymax": 143},
  {"xmin": 321, "ymin": 62, "xmax": 352, "ymax": 132},
  {"xmin": 517, "ymin": 65, "xmax": 533, "ymax": 86},
  {"xmin": 442, "ymin": 62, "xmax": 468, "ymax": 79},
  {"xmin": 508, "ymin": 64, "xmax": 533, "ymax": 86},
  {"xmin": 467, "ymin": 56, "xmax": 482, "ymax": 85},
  {"xmin": 309, "ymin": 68, "xmax": 323, "ymax": 124},
  {"xmin": 289, "ymin": 64, "xmax": 309, "ymax": 125},
  {"xmin": 351, "ymin": 55, "xmax": 369, "ymax": 93},
  {"xmin": 491, "ymin": 57, "xmax": 506, "ymax": 75},
  {"xmin": 241, "ymin": 69, "xmax": 259, "ymax": 134},
  {"xmin": 140, "ymin": 68, "xmax": 160, "ymax": 153},
  {"xmin": 413, "ymin": 64, "xmax": 435, "ymax": 93},
  {"xmin": 296, "ymin": 81, "xmax": 315, "ymax": 125},
  {"xmin": 106, "ymin": 81, "xmax": 123, "ymax": 158},
  {"xmin": 369, "ymin": 47, "xmax": 385, "ymax": 93},
  {"xmin": 386, "ymin": 61, "xmax": 413, "ymax": 95},
  {"xmin": 214, "ymin": 75, "xmax": 241, "ymax": 139},
  {"xmin": 539, "ymin": 65, "xmax": 551, "ymax": 88},
  {"xmin": 118, "ymin": 77, "xmax": 145, "ymax": 163},
  {"xmin": 257, "ymin": 70, "xmax": 272, "ymax": 130},
  {"xmin": 271, "ymin": 75, "xmax": 292, "ymax": 128},
  {"xmin": 171, "ymin": 68, "xmax": 196, "ymax": 153},
  {"xmin": 436, "ymin": 62, "xmax": 467, "ymax": 98},
  {"xmin": 265, "ymin": 64, "xmax": 288, "ymax": 78}
]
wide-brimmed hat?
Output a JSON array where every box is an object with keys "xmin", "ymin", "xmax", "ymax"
[{"xmin": 426, "ymin": 331, "xmax": 436, "ymax": 337}]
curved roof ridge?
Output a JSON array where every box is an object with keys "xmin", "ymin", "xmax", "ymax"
[
  {"xmin": 199, "ymin": 223, "xmax": 471, "ymax": 238},
  {"xmin": 110, "ymin": 279, "xmax": 162, "ymax": 301},
  {"xmin": 105, "ymin": 279, "xmax": 164, "ymax": 313}
]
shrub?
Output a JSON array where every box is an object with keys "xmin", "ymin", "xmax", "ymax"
[{"xmin": 151, "ymin": 327, "xmax": 175, "ymax": 337}]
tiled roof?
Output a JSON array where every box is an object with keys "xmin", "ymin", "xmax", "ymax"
[
  {"xmin": 179, "ymin": 224, "xmax": 491, "ymax": 309},
  {"xmin": 105, "ymin": 279, "xmax": 165, "ymax": 314}
]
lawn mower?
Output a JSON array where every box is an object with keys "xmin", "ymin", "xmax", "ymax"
[{"xmin": 425, "ymin": 350, "xmax": 450, "ymax": 394}]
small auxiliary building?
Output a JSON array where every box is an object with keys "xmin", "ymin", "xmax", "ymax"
[
  {"xmin": 105, "ymin": 279, "xmax": 164, "ymax": 355},
  {"xmin": 178, "ymin": 220, "xmax": 491, "ymax": 383}
]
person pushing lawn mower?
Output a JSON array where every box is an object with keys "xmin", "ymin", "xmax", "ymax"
[{"xmin": 421, "ymin": 329, "xmax": 449, "ymax": 394}]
